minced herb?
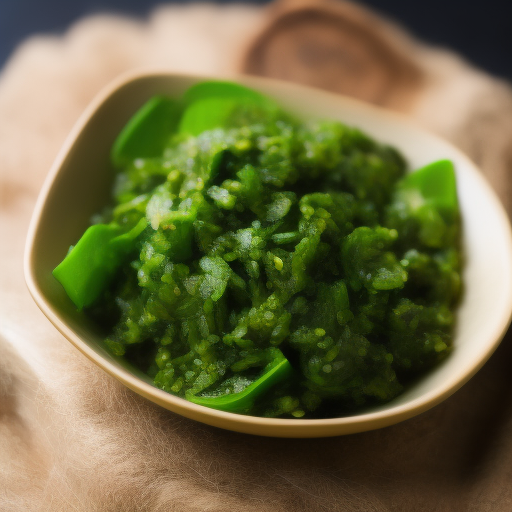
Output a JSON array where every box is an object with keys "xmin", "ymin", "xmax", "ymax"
[{"xmin": 53, "ymin": 81, "xmax": 462, "ymax": 418}]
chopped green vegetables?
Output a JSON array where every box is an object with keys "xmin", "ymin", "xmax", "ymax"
[{"xmin": 53, "ymin": 81, "xmax": 462, "ymax": 418}]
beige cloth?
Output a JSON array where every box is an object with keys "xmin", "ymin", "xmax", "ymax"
[{"xmin": 2, "ymin": 1, "xmax": 512, "ymax": 510}]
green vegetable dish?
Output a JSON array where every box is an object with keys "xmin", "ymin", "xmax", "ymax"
[{"xmin": 53, "ymin": 81, "xmax": 462, "ymax": 419}]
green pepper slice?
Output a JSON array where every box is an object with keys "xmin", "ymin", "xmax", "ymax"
[
  {"xmin": 399, "ymin": 159, "xmax": 458, "ymax": 212},
  {"xmin": 187, "ymin": 351, "xmax": 293, "ymax": 413},
  {"xmin": 182, "ymin": 80, "xmax": 269, "ymax": 105},
  {"xmin": 385, "ymin": 159, "xmax": 460, "ymax": 249},
  {"xmin": 178, "ymin": 80, "xmax": 277, "ymax": 136},
  {"xmin": 53, "ymin": 218, "xmax": 147, "ymax": 309},
  {"xmin": 111, "ymin": 96, "xmax": 181, "ymax": 168}
]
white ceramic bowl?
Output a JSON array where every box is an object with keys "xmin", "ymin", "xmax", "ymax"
[{"xmin": 24, "ymin": 70, "xmax": 512, "ymax": 437}]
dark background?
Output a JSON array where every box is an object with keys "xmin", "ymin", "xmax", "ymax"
[{"xmin": 1, "ymin": 0, "xmax": 511, "ymax": 81}]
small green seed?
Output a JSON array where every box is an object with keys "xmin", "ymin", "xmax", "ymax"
[{"xmin": 274, "ymin": 256, "xmax": 284, "ymax": 271}]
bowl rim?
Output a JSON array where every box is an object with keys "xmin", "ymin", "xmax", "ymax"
[{"xmin": 24, "ymin": 69, "xmax": 512, "ymax": 437}]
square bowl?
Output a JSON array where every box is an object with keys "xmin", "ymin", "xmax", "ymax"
[{"xmin": 25, "ymin": 70, "xmax": 512, "ymax": 437}]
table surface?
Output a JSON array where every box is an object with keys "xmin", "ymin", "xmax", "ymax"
[{"xmin": 1, "ymin": 0, "xmax": 511, "ymax": 81}]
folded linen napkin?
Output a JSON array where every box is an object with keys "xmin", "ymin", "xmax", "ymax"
[{"xmin": 2, "ymin": 1, "xmax": 512, "ymax": 510}]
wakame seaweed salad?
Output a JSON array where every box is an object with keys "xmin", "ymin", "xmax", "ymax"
[{"xmin": 53, "ymin": 81, "xmax": 462, "ymax": 419}]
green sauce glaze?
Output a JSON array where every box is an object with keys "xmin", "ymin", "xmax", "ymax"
[{"xmin": 54, "ymin": 81, "xmax": 462, "ymax": 418}]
